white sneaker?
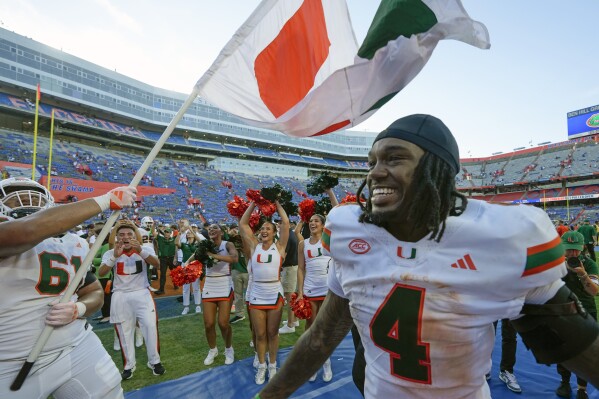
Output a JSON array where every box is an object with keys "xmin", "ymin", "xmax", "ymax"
[
  {"xmin": 255, "ymin": 364, "xmax": 267, "ymax": 385},
  {"xmin": 224, "ymin": 347, "xmax": 234, "ymax": 365},
  {"xmin": 282, "ymin": 320, "xmax": 300, "ymax": 327},
  {"xmin": 268, "ymin": 362, "xmax": 277, "ymax": 380},
  {"xmin": 181, "ymin": 307, "xmax": 189, "ymax": 315},
  {"xmin": 135, "ymin": 327, "xmax": 143, "ymax": 348},
  {"xmin": 195, "ymin": 305, "xmax": 202, "ymax": 313},
  {"xmin": 498, "ymin": 370, "xmax": 522, "ymax": 393},
  {"xmin": 323, "ymin": 359, "xmax": 333, "ymax": 382},
  {"xmin": 279, "ymin": 324, "xmax": 296, "ymax": 334},
  {"xmin": 204, "ymin": 348, "xmax": 218, "ymax": 366},
  {"xmin": 148, "ymin": 286, "xmax": 157, "ymax": 292},
  {"xmin": 253, "ymin": 352, "xmax": 259, "ymax": 369},
  {"xmin": 309, "ymin": 373, "xmax": 317, "ymax": 382}
]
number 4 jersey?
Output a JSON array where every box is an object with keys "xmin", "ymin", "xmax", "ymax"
[
  {"xmin": 0, "ymin": 234, "xmax": 91, "ymax": 364},
  {"xmin": 324, "ymin": 199, "xmax": 566, "ymax": 399}
]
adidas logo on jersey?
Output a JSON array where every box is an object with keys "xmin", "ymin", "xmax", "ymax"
[{"xmin": 451, "ymin": 254, "xmax": 477, "ymax": 270}]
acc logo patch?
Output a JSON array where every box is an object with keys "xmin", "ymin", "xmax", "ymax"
[{"xmin": 349, "ymin": 239, "xmax": 371, "ymax": 254}]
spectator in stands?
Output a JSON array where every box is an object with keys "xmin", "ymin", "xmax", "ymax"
[
  {"xmin": 201, "ymin": 222, "xmax": 210, "ymax": 239},
  {"xmin": 229, "ymin": 225, "xmax": 248, "ymax": 324},
  {"xmin": 152, "ymin": 225, "xmax": 177, "ymax": 295},
  {"xmin": 555, "ymin": 231, "xmax": 599, "ymax": 399},
  {"xmin": 577, "ymin": 219, "xmax": 597, "ymax": 261},
  {"xmin": 556, "ymin": 220, "xmax": 569, "ymax": 237}
]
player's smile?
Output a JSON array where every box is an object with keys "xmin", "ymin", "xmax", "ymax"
[{"xmin": 370, "ymin": 187, "xmax": 399, "ymax": 207}]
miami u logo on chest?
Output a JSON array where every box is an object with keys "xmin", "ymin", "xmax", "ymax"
[
  {"xmin": 256, "ymin": 254, "xmax": 273, "ymax": 263},
  {"xmin": 397, "ymin": 246, "xmax": 417, "ymax": 260},
  {"xmin": 307, "ymin": 248, "xmax": 322, "ymax": 258}
]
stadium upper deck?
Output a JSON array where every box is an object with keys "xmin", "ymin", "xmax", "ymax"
[{"xmin": 2, "ymin": 26, "xmax": 599, "ymax": 192}]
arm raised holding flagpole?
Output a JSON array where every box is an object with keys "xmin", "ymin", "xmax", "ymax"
[{"xmin": 10, "ymin": 86, "xmax": 201, "ymax": 391}]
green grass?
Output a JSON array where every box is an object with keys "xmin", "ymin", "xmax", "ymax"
[{"xmin": 95, "ymin": 313, "xmax": 304, "ymax": 392}]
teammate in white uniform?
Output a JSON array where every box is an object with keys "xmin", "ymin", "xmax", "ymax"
[
  {"xmin": 192, "ymin": 224, "xmax": 238, "ymax": 367},
  {"xmin": 296, "ymin": 214, "xmax": 333, "ymax": 382},
  {"xmin": 0, "ymin": 177, "xmax": 137, "ymax": 399},
  {"xmin": 240, "ymin": 201, "xmax": 289, "ymax": 385},
  {"xmin": 99, "ymin": 220, "xmax": 163, "ymax": 380},
  {"xmin": 260, "ymin": 115, "xmax": 599, "ymax": 398}
]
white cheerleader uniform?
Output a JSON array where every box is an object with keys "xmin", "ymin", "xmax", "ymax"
[
  {"xmin": 303, "ymin": 237, "xmax": 331, "ymax": 301},
  {"xmin": 249, "ymin": 243, "xmax": 284, "ymax": 309},
  {"xmin": 202, "ymin": 241, "xmax": 234, "ymax": 302}
]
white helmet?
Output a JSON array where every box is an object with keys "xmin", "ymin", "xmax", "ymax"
[
  {"xmin": 0, "ymin": 177, "xmax": 54, "ymax": 219},
  {"xmin": 141, "ymin": 216, "xmax": 154, "ymax": 229}
]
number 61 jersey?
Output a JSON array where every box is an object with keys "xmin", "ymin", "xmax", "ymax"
[
  {"xmin": 0, "ymin": 234, "xmax": 90, "ymax": 364},
  {"xmin": 324, "ymin": 200, "xmax": 566, "ymax": 399}
]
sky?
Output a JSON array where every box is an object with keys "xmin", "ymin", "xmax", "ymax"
[{"xmin": 1, "ymin": 1, "xmax": 598, "ymax": 158}]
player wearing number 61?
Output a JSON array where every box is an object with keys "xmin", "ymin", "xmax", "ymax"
[
  {"xmin": 0, "ymin": 177, "xmax": 137, "ymax": 398},
  {"xmin": 258, "ymin": 115, "xmax": 599, "ymax": 399}
]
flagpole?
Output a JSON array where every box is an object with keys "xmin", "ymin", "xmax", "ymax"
[
  {"xmin": 46, "ymin": 109, "xmax": 55, "ymax": 190},
  {"xmin": 31, "ymin": 84, "xmax": 41, "ymax": 180},
  {"xmin": 566, "ymin": 187, "xmax": 570, "ymax": 222},
  {"xmin": 11, "ymin": 86, "xmax": 201, "ymax": 391}
]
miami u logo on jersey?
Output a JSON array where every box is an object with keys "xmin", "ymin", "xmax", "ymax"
[
  {"xmin": 256, "ymin": 254, "xmax": 273, "ymax": 263},
  {"xmin": 397, "ymin": 246, "xmax": 417, "ymax": 260},
  {"xmin": 116, "ymin": 260, "xmax": 144, "ymax": 275},
  {"xmin": 307, "ymin": 248, "xmax": 322, "ymax": 258}
]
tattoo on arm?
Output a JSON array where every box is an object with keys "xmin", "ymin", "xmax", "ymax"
[{"xmin": 259, "ymin": 291, "xmax": 353, "ymax": 398}]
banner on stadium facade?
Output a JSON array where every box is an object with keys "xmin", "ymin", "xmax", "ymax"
[
  {"xmin": 38, "ymin": 176, "xmax": 175, "ymax": 202},
  {"xmin": 511, "ymin": 193, "xmax": 599, "ymax": 204},
  {"xmin": 567, "ymin": 104, "xmax": 599, "ymax": 139}
]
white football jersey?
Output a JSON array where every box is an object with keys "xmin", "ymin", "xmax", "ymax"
[
  {"xmin": 324, "ymin": 200, "xmax": 566, "ymax": 399},
  {"xmin": 102, "ymin": 249, "xmax": 150, "ymax": 292},
  {"xmin": 0, "ymin": 234, "xmax": 91, "ymax": 362}
]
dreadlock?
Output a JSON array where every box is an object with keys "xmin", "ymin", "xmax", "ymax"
[{"xmin": 357, "ymin": 152, "xmax": 467, "ymax": 242}]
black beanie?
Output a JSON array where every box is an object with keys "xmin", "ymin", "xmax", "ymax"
[{"xmin": 373, "ymin": 114, "xmax": 460, "ymax": 175}]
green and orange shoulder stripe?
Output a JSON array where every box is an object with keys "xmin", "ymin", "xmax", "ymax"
[
  {"xmin": 321, "ymin": 227, "xmax": 331, "ymax": 253},
  {"xmin": 523, "ymin": 236, "xmax": 564, "ymax": 277}
]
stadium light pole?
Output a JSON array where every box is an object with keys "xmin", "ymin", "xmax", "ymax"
[{"xmin": 11, "ymin": 86, "xmax": 201, "ymax": 391}]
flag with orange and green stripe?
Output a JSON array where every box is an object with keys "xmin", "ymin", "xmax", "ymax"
[{"xmin": 196, "ymin": 0, "xmax": 490, "ymax": 137}]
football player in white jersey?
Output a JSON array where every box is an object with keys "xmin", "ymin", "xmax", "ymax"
[
  {"xmin": 259, "ymin": 115, "xmax": 599, "ymax": 399},
  {"xmin": 0, "ymin": 177, "xmax": 137, "ymax": 399},
  {"xmin": 98, "ymin": 220, "xmax": 163, "ymax": 380}
]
